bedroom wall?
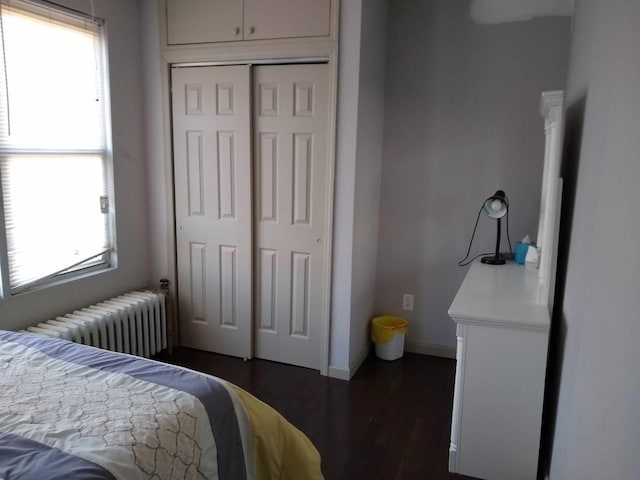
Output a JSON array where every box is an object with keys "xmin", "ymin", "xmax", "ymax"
[
  {"xmin": 0, "ymin": 0, "xmax": 149, "ymax": 330},
  {"xmin": 348, "ymin": 0, "xmax": 388, "ymax": 371},
  {"xmin": 375, "ymin": 0, "xmax": 571, "ymax": 354},
  {"xmin": 330, "ymin": 0, "xmax": 362, "ymax": 373},
  {"xmin": 140, "ymin": 0, "xmax": 174, "ymax": 292},
  {"xmin": 545, "ymin": 1, "xmax": 640, "ymax": 478},
  {"xmin": 331, "ymin": 0, "xmax": 387, "ymax": 377}
]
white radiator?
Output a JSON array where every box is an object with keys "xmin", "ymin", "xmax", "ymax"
[{"xmin": 21, "ymin": 290, "xmax": 167, "ymax": 358}]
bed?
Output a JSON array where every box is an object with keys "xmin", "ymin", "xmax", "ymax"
[{"xmin": 0, "ymin": 330, "xmax": 322, "ymax": 480}]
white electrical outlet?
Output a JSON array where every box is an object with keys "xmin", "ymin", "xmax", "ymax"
[{"xmin": 402, "ymin": 294, "xmax": 414, "ymax": 311}]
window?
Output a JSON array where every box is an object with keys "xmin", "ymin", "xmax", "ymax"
[{"xmin": 0, "ymin": 0, "xmax": 113, "ymax": 296}]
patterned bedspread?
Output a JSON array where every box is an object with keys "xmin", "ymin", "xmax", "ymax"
[{"xmin": 0, "ymin": 330, "xmax": 322, "ymax": 480}]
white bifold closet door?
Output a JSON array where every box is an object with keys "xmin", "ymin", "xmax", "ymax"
[
  {"xmin": 172, "ymin": 65, "xmax": 253, "ymax": 359},
  {"xmin": 253, "ymin": 64, "xmax": 328, "ymax": 369},
  {"xmin": 172, "ymin": 63, "xmax": 329, "ymax": 370}
]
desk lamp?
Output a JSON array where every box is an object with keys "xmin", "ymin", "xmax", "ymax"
[{"xmin": 480, "ymin": 190, "xmax": 509, "ymax": 265}]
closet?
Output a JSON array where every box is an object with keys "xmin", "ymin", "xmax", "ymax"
[{"xmin": 171, "ymin": 63, "xmax": 329, "ymax": 370}]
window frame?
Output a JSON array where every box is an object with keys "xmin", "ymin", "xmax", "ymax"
[
  {"xmin": 0, "ymin": 178, "xmax": 10, "ymax": 298},
  {"xmin": 0, "ymin": 0, "xmax": 115, "ymax": 299}
]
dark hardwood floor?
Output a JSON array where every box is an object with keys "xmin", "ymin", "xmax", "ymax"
[{"xmin": 156, "ymin": 348, "xmax": 476, "ymax": 480}]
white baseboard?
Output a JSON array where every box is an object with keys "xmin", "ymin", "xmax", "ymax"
[
  {"xmin": 349, "ymin": 342, "xmax": 370, "ymax": 376},
  {"xmin": 327, "ymin": 341, "xmax": 454, "ymax": 380},
  {"xmin": 404, "ymin": 340, "xmax": 456, "ymax": 359},
  {"xmin": 328, "ymin": 343, "xmax": 371, "ymax": 381},
  {"xmin": 327, "ymin": 365, "xmax": 350, "ymax": 381}
]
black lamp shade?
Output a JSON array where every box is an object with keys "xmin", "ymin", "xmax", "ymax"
[{"xmin": 482, "ymin": 190, "xmax": 509, "ymax": 219}]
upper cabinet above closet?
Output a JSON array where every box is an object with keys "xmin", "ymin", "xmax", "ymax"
[{"xmin": 166, "ymin": 0, "xmax": 332, "ymax": 45}]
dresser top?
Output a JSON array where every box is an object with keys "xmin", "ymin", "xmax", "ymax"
[{"xmin": 448, "ymin": 261, "xmax": 550, "ymax": 332}]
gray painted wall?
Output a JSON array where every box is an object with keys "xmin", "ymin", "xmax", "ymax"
[
  {"xmin": 140, "ymin": 0, "xmax": 174, "ymax": 290},
  {"xmin": 375, "ymin": 0, "xmax": 571, "ymax": 351},
  {"xmin": 546, "ymin": 1, "xmax": 640, "ymax": 478},
  {"xmin": 331, "ymin": 0, "xmax": 387, "ymax": 374},
  {"xmin": 330, "ymin": 0, "xmax": 362, "ymax": 369},
  {"xmin": 0, "ymin": 0, "xmax": 149, "ymax": 330},
  {"xmin": 349, "ymin": 0, "xmax": 388, "ymax": 368}
]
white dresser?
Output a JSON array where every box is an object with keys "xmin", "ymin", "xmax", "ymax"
[
  {"xmin": 447, "ymin": 91, "xmax": 564, "ymax": 480},
  {"xmin": 448, "ymin": 262, "xmax": 550, "ymax": 479}
]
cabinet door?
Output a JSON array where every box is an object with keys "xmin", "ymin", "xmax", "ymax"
[
  {"xmin": 167, "ymin": 0, "xmax": 243, "ymax": 45},
  {"xmin": 243, "ymin": 0, "xmax": 331, "ymax": 41}
]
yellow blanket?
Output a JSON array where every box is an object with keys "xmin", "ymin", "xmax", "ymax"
[{"xmin": 228, "ymin": 384, "xmax": 323, "ymax": 480}]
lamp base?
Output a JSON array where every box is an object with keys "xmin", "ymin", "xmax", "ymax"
[{"xmin": 481, "ymin": 255, "xmax": 506, "ymax": 265}]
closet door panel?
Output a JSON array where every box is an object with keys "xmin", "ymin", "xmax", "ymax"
[
  {"xmin": 253, "ymin": 64, "xmax": 329, "ymax": 369},
  {"xmin": 172, "ymin": 65, "xmax": 252, "ymax": 358}
]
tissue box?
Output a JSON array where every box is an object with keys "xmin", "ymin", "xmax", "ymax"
[{"xmin": 514, "ymin": 242, "xmax": 531, "ymax": 265}]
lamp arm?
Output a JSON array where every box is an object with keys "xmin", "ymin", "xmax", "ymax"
[{"xmin": 495, "ymin": 217, "xmax": 502, "ymax": 259}]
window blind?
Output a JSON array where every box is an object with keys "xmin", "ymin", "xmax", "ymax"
[
  {"xmin": 0, "ymin": 0, "xmax": 106, "ymax": 151},
  {"xmin": 0, "ymin": 0, "xmax": 111, "ymax": 291}
]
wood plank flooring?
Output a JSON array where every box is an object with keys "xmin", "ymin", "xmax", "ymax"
[{"xmin": 157, "ymin": 348, "xmax": 476, "ymax": 480}]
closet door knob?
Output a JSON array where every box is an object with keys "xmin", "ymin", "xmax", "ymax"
[
  {"xmin": 246, "ymin": 26, "xmax": 255, "ymax": 35},
  {"xmin": 233, "ymin": 27, "xmax": 240, "ymax": 36}
]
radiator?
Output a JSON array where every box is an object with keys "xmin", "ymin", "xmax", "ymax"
[{"xmin": 21, "ymin": 290, "xmax": 167, "ymax": 358}]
